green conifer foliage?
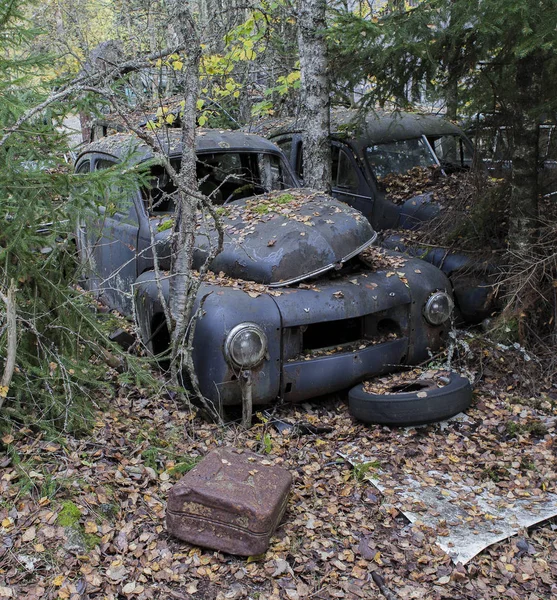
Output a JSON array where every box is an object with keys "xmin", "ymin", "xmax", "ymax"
[{"xmin": 0, "ymin": 0, "xmax": 141, "ymax": 433}]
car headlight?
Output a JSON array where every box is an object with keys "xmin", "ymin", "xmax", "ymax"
[
  {"xmin": 225, "ymin": 323, "xmax": 268, "ymax": 369},
  {"xmin": 423, "ymin": 291, "xmax": 453, "ymax": 325}
]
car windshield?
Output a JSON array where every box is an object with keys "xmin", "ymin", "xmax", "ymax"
[
  {"xmin": 145, "ymin": 151, "xmax": 296, "ymax": 213},
  {"xmin": 365, "ymin": 138, "xmax": 437, "ymax": 179},
  {"xmin": 427, "ymin": 134, "xmax": 474, "ymax": 171}
]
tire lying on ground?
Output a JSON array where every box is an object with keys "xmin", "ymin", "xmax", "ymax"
[{"xmin": 348, "ymin": 371, "xmax": 472, "ymax": 427}]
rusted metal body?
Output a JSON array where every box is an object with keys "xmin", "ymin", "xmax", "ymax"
[
  {"xmin": 166, "ymin": 448, "xmax": 292, "ymax": 556},
  {"xmin": 75, "ymin": 130, "xmax": 455, "ymax": 413}
]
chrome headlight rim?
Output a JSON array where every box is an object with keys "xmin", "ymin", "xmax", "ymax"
[
  {"xmin": 224, "ymin": 322, "xmax": 268, "ymax": 369},
  {"xmin": 423, "ymin": 291, "xmax": 454, "ymax": 326}
]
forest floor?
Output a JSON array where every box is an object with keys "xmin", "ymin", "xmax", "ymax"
[{"xmin": 1, "ymin": 336, "xmax": 556, "ymax": 600}]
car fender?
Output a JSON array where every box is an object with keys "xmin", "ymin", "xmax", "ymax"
[
  {"xmin": 134, "ymin": 271, "xmax": 282, "ymax": 407},
  {"xmin": 398, "ymin": 193, "xmax": 441, "ymax": 229}
]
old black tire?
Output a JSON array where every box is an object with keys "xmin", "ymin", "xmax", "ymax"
[{"xmin": 348, "ymin": 372, "xmax": 472, "ymax": 427}]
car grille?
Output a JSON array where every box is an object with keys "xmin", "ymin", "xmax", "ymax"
[{"xmin": 283, "ymin": 309, "xmax": 406, "ymax": 362}]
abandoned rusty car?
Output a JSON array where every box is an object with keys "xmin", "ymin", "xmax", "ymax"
[{"xmin": 75, "ymin": 128, "xmax": 464, "ymax": 422}]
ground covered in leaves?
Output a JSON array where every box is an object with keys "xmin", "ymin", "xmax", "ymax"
[{"xmin": 1, "ymin": 343, "xmax": 557, "ymax": 600}]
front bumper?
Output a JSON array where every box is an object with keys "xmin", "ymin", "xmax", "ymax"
[{"xmin": 282, "ymin": 337, "xmax": 408, "ymax": 402}]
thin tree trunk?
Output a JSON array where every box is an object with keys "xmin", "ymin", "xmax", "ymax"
[
  {"xmin": 445, "ymin": 72, "xmax": 458, "ymax": 122},
  {"xmin": 0, "ymin": 281, "xmax": 17, "ymax": 411},
  {"xmin": 166, "ymin": 1, "xmax": 201, "ymax": 396},
  {"xmin": 297, "ymin": 0, "xmax": 331, "ymax": 193},
  {"xmin": 509, "ymin": 53, "xmax": 543, "ymax": 254}
]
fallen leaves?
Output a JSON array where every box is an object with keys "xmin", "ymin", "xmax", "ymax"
[
  {"xmin": 359, "ymin": 245, "xmax": 408, "ymax": 271},
  {"xmin": 21, "ymin": 526, "xmax": 36, "ymax": 542},
  {"xmin": 362, "ymin": 368, "xmax": 449, "ymax": 395},
  {"xmin": 0, "ymin": 343, "xmax": 556, "ymax": 600}
]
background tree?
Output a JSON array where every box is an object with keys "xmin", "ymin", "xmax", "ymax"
[
  {"xmin": 327, "ymin": 0, "xmax": 557, "ymax": 342},
  {"xmin": 0, "ymin": 0, "xmax": 139, "ymax": 431}
]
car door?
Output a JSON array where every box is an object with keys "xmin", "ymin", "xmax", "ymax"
[
  {"xmin": 331, "ymin": 143, "xmax": 376, "ymax": 223},
  {"xmin": 90, "ymin": 156, "xmax": 141, "ymax": 315}
]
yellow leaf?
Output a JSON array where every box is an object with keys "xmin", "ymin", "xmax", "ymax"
[
  {"xmin": 1, "ymin": 518, "xmax": 13, "ymax": 529},
  {"xmin": 286, "ymin": 71, "xmax": 300, "ymax": 84},
  {"xmin": 198, "ymin": 115, "xmax": 208, "ymax": 127},
  {"xmin": 172, "ymin": 60, "xmax": 183, "ymax": 71},
  {"xmin": 1, "ymin": 433, "xmax": 13, "ymax": 444},
  {"xmin": 165, "ymin": 114, "xmax": 176, "ymax": 125},
  {"xmin": 246, "ymin": 553, "xmax": 265, "ymax": 563},
  {"xmin": 146, "ymin": 120, "xmax": 158, "ymax": 131},
  {"xmin": 84, "ymin": 521, "xmax": 97, "ymax": 534},
  {"xmin": 52, "ymin": 575, "xmax": 65, "ymax": 587},
  {"xmin": 196, "ymin": 99, "xmax": 204, "ymax": 111},
  {"xmin": 0, "ymin": 387, "xmax": 8, "ymax": 399}
]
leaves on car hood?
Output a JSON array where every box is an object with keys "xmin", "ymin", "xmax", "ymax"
[{"xmin": 195, "ymin": 189, "xmax": 376, "ymax": 286}]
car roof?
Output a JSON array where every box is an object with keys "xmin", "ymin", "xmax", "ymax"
[
  {"xmin": 76, "ymin": 128, "xmax": 282, "ymax": 163},
  {"xmin": 246, "ymin": 108, "xmax": 465, "ymax": 147}
]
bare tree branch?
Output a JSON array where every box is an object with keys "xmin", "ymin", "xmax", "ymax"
[{"xmin": 0, "ymin": 281, "xmax": 17, "ymax": 410}]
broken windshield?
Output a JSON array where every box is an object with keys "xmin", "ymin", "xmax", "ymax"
[
  {"xmin": 365, "ymin": 138, "xmax": 437, "ymax": 179},
  {"xmin": 145, "ymin": 151, "xmax": 296, "ymax": 213}
]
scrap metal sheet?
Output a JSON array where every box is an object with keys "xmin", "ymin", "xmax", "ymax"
[{"xmin": 340, "ymin": 446, "xmax": 557, "ymax": 565}]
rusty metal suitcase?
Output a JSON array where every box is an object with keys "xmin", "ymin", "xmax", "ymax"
[{"xmin": 166, "ymin": 447, "xmax": 292, "ymax": 556}]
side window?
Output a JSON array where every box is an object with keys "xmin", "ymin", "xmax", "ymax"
[
  {"xmin": 331, "ymin": 145, "xmax": 359, "ymax": 191},
  {"xmin": 274, "ymin": 137, "xmax": 293, "ymax": 164},
  {"xmin": 295, "ymin": 141, "xmax": 304, "ymax": 180},
  {"xmin": 144, "ymin": 165, "xmax": 177, "ymax": 213},
  {"xmin": 95, "ymin": 158, "xmax": 134, "ymax": 216},
  {"xmin": 95, "ymin": 158, "xmax": 116, "ymax": 170}
]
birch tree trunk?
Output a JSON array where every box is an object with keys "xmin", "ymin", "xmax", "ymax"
[
  {"xmin": 297, "ymin": 0, "xmax": 331, "ymax": 193},
  {"xmin": 166, "ymin": 0, "xmax": 201, "ymax": 397}
]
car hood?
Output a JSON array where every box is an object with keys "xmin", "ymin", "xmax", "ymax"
[{"xmin": 155, "ymin": 189, "xmax": 377, "ymax": 286}]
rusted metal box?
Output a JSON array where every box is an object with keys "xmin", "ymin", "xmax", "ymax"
[{"xmin": 166, "ymin": 447, "xmax": 292, "ymax": 556}]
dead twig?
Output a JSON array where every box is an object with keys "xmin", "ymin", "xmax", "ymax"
[
  {"xmin": 0, "ymin": 280, "xmax": 17, "ymax": 410},
  {"xmin": 371, "ymin": 571, "xmax": 400, "ymax": 600}
]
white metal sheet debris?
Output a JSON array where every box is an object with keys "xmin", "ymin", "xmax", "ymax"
[{"xmin": 340, "ymin": 448, "xmax": 557, "ymax": 565}]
